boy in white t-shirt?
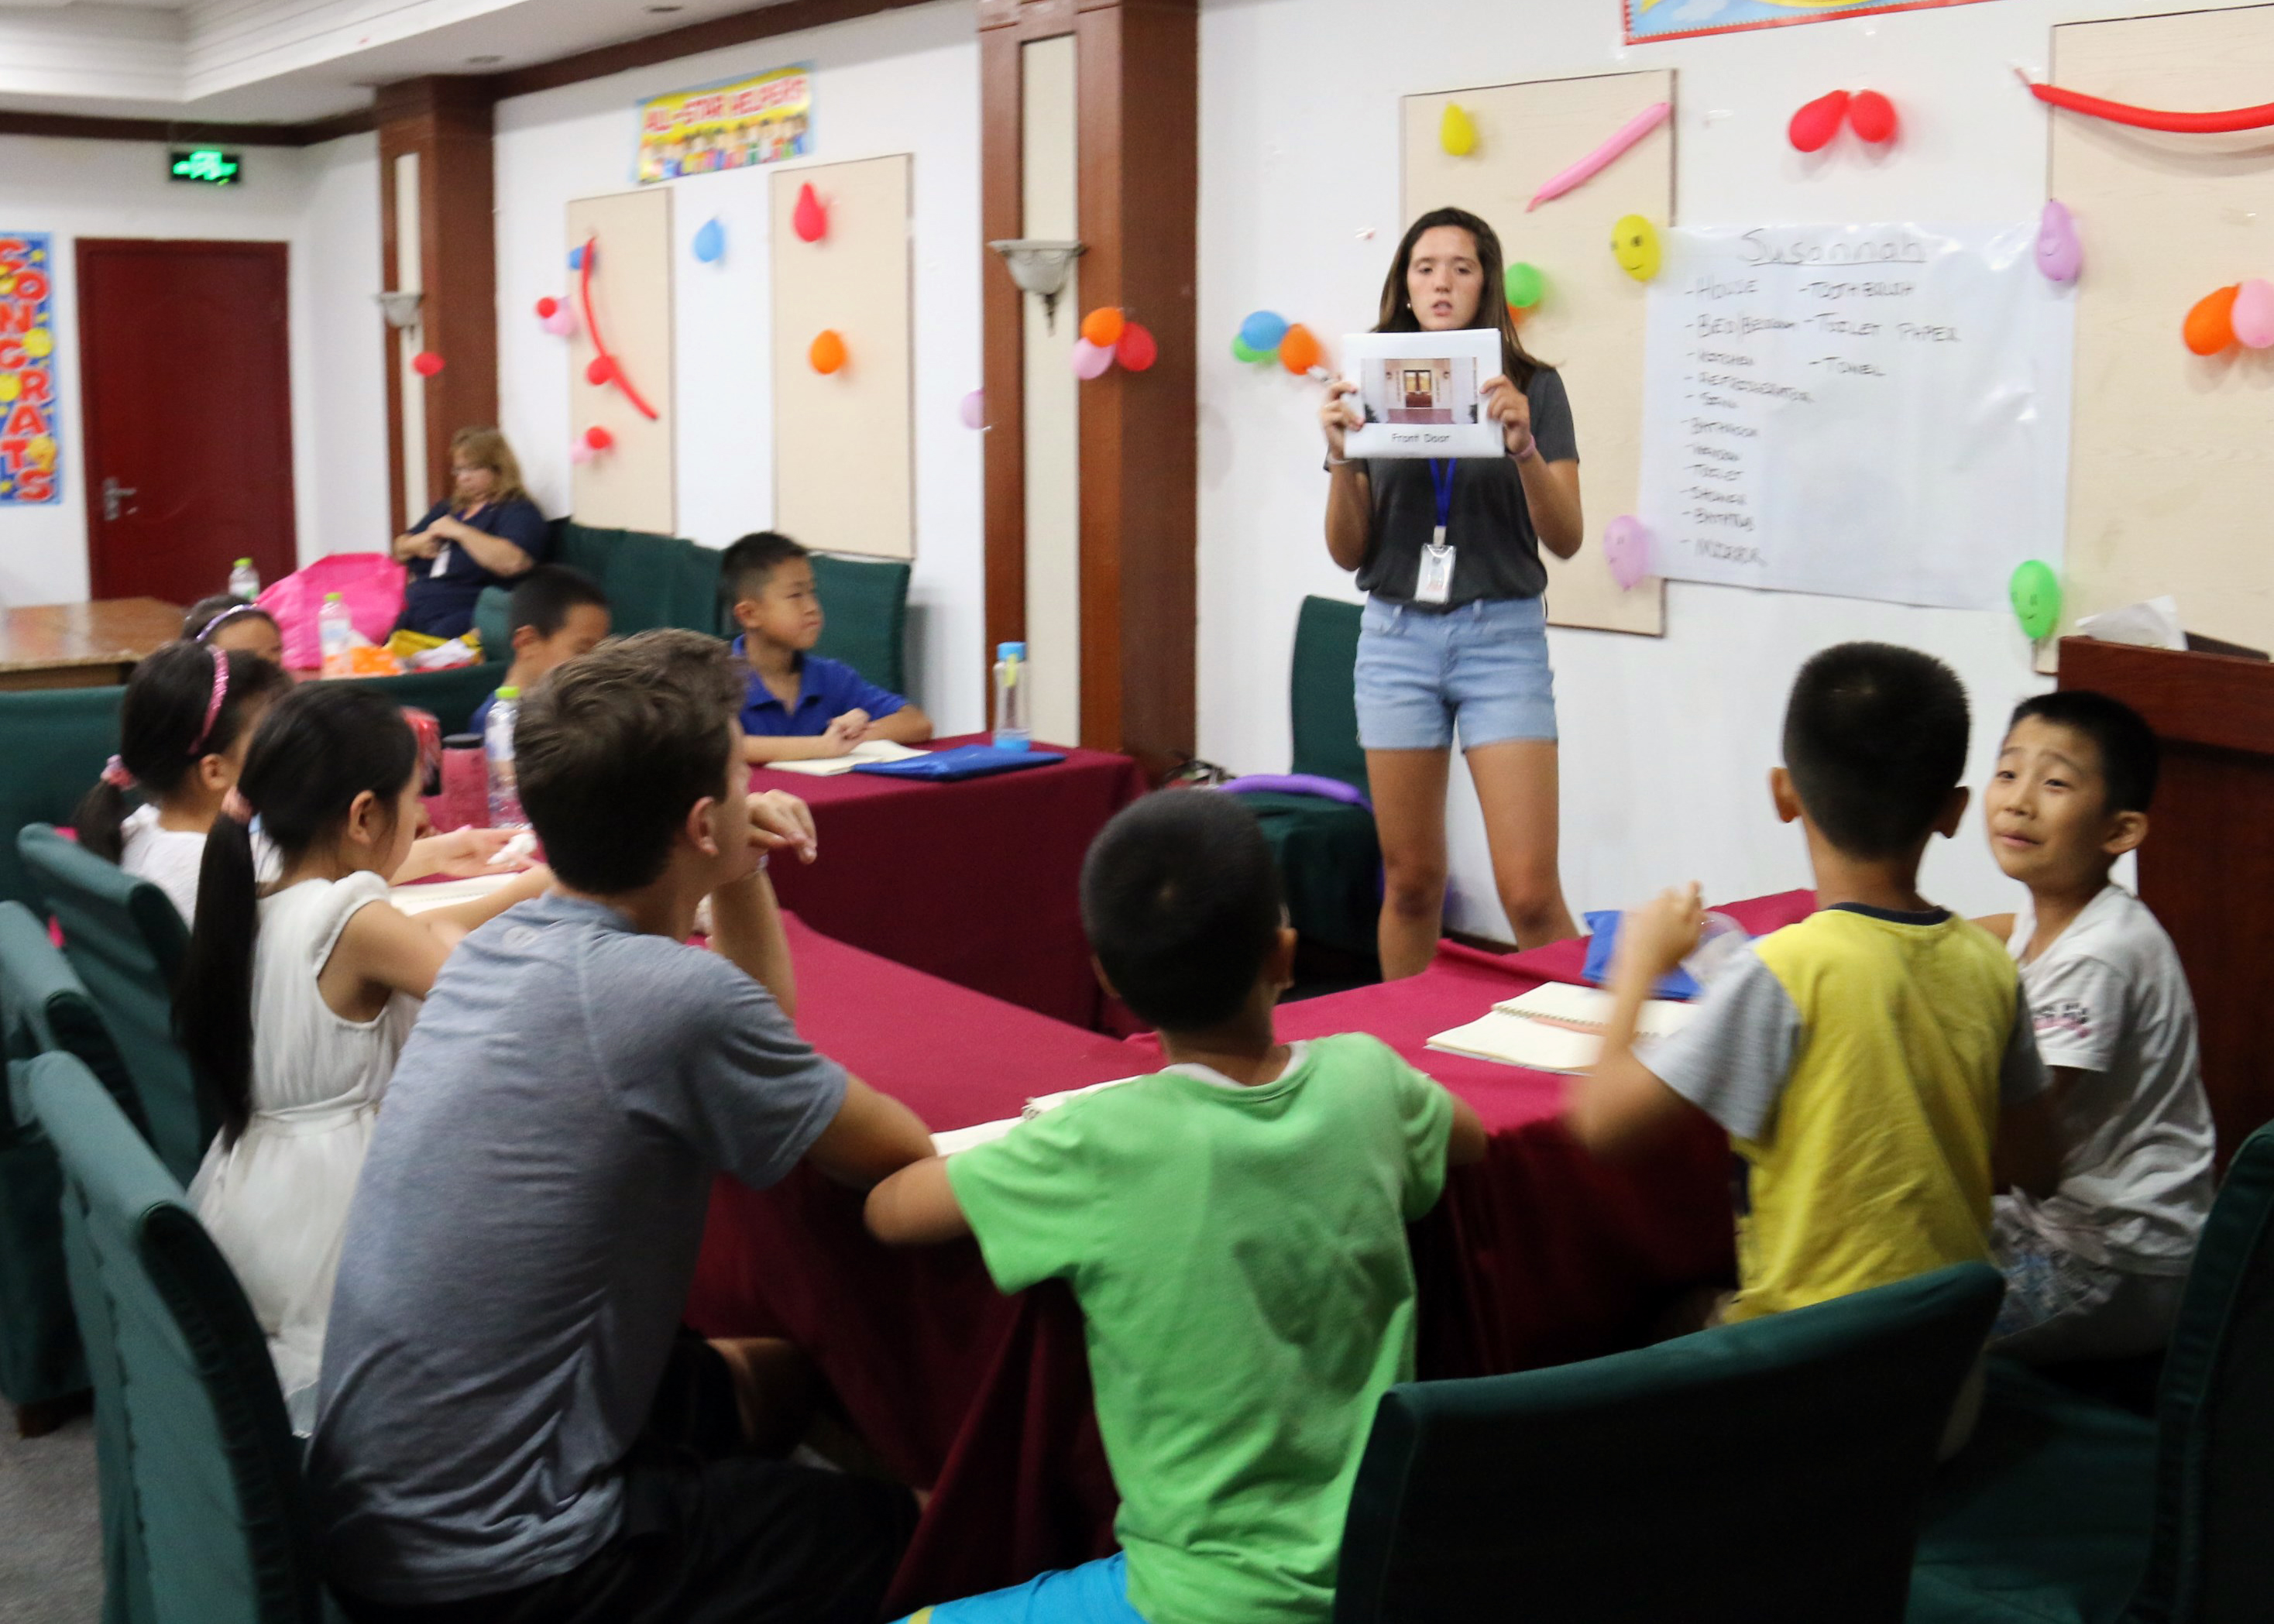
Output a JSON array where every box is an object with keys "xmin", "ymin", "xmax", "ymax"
[{"xmin": 1978, "ymin": 690, "xmax": 2216, "ymax": 1361}]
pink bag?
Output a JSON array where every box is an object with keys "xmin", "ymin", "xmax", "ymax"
[{"xmin": 258, "ymin": 553, "xmax": 406, "ymax": 670}]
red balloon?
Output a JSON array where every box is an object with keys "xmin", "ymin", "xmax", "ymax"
[
  {"xmin": 411, "ymin": 350, "xmax": 445, "ymax": 377},
  {"xmin": 585, "ymin": 356, "xmax": 615, "ymax": 385},
  {"xmin": 1788, "ymin": 90, "xmax": 1850, "ymax": 153},
  {"xmin": 793, "ymin": 183, "xmax": 827, "ymax": 244},
  {"xmin": 534, "ymin": 296, "xmax": 559, "ymax": 319},
  {"xmin": 1115, "ymin": 321, "xmax": 1158, "ymax": 373},
  {"xmin": 584, "ymin": 424, "xmax": 614, "ymax": 451},
  {"xmin": 1848, "ymin": 90, "xmax": 1898, "ymax": 145}
]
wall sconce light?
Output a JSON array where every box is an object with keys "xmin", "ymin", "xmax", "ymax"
[{"xmin": 988, "ymin": 239, "xmax": 1086, "ymax": 331}]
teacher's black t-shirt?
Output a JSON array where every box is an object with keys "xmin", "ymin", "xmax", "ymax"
[
  {"xmin": 1353, "ymin": 366, "xmax": 1578, "ymax": 611},
  {"xmin": 397, "ymin": 496, "xmax": 548, "ymax": 638}
]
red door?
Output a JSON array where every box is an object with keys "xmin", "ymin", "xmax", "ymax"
[{"xmin": 77, "ymin": 239, "xmax": 295, "ymax": 606}]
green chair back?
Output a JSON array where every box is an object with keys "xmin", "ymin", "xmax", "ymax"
[
  {"xmin": 1290, "ymin": 597, "xmax": 1366, "ymax": 795},
  {"xmin": 354, "ymin": 663, "xmax": 507, "ymax": 737},
  {"xmin": 0, "ymin": 682, "xmax": 125, "ymax": 911},
  {"xmin": 2131, "ymin": 1120, "xmax": 2274, "ymax": 1622},
  {"xmin": 16, "ymin": 826, "xmax": 210, "ymax": 1186},
  {"xmin": 1335, "ymin": 1262, "xmax": 2004, "ymax": 1624},
  {"xmin": 809, "ymin": 553, "xmax": 911, "ymax": 696},
  {"xmin": 28, "ymin": 1049, "xmax": 321, "ymax": 1624},
  {"xmin": 558, "ymin": 522, "xmax": 726, "ymax": 637},
  {"xmin": 472, "ymin": 586, "xmax": 513, "ymax": 665}
]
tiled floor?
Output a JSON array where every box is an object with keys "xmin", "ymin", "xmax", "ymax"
[{"xmin": 0, "ymin": 1413, "xmax": 102, "ymax": 1623}]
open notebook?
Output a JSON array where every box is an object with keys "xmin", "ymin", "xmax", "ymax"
[
  {"xmin": 762, "ymin": 740, "xmax": 929, "ymax": 778},
  {"xmin": 929, "ymin": 1076, "xmax": 1142, "ymax": 1155},
  {"xmin": 1427, "ymin": 982, "xmax": 1697, "ymax": 1074}
]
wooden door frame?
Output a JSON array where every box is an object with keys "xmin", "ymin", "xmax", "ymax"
[{"xmin": 74, "ymin": 237, "xmax": 297, "ymax": 599}]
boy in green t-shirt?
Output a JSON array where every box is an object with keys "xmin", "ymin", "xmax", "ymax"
[{"xmin": 865, "ymin": 792, "xmax": 1486, "ymax": 1624}]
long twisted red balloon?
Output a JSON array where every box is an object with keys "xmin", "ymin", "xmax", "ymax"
[
  {"xmin": 576, "ymin": 235, "xmax": 659, "ymax": 422},
  {"xmin": 2022, "ymin": 69, "xmax": 2274, "ymax": 133}
]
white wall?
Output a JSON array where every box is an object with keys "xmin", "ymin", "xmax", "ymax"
[
  {"xmin": 0, "ymin": 130, "xmax": 386, "ymax": 608},
  {"xmin": 1198, "ymin": 0, "xmax": 2224, "ymax": 932},
  {"xmin": 492, "ymin": 0, "xmax": 984, "ymax": 727}
]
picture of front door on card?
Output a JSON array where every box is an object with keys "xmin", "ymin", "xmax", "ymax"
[{"xmin": 1340, "ymin": 328, "xmax": 1503, "ymax": 458}]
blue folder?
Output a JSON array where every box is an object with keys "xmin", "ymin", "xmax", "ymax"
[{"xmin": 853, "ymin": 744, "xmax": 1067, "ymax": 782}]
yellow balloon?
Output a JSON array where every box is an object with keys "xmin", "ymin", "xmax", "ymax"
[
  {"xmin": 21, "ymin": 328, "xmax": 52, "ymax": 359},
  {"xmin": 1611, "ymin": 214, "xmax": 1661, "ymax": 283},
  {"xmin": 0, "ymin": 375, "xmax": 19, "ymax": 403},
  {"xmin": 1440, "ymin": 103, "xmax": 1478, "ymax": 158}
]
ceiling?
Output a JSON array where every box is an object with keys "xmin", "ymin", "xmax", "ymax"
[{"xmin": 0, "ymin": 0, "xmax": 804, "ymax": 125}]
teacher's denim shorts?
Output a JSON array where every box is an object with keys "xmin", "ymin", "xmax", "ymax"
[{"xmin": 1354, "ymin": 594, "xmax": 1558, "ymax": 752}]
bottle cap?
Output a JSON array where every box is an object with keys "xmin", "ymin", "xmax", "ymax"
[
  {"xmin": 496, "ymin": 686, "xmax": 521, "ymax": 700},
  {"xmin": 234, "ymin": 558, "xmax": 252, "ymax": 568},
  {"xmin": 998, "ymin": 641, "xmax": 1027, "ymax": 661},
  {"xmin": 324, "ymin": 592, "xmax": 342, "ymax": 603}
]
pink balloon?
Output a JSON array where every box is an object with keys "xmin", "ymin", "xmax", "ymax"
[
  {"xmin": 2232, "ymin": 278, "xmax": 2274, "ymax": 348},
  {"xmin": 541, "ymin": 307, "xmax": 576, "ymax": 337},
  {"xmin": 1071, "ymin": 338, "xmax": 1115, "ymax": 380},
  {"xmin": 959, "ymin": 389, "xmax": 986, "ymax": 429},
  {"xmin": 1527, "ymin": 101, "xmax": 1672, "ymax": 211},
  {"xmin": 1603, "ymin": 515, "xmax": 1652, "ymax": 590},
  {"xmin": 568, "ymin": 440, "xmax": 595, "ymax": 465}
]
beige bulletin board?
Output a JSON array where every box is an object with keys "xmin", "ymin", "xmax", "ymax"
[
  {"xmin": 568, "ymin": 188, "xmax": 675, "ymax": 534},
  {"xmin": 1403, "ymin": 70, "xmax": 1674, "ymax": 637},
  {"xmin": 2049, "ymin": 6, "xmax": 2274, "ymax": 659},
  {"xmin": 771, "ymin": 155, "xmax": 915, "ymax": 560}
]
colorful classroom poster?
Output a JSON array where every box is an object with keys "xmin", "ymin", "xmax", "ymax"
[
  {"xmin": 0, "ymin": 233, "xmax": 60, "ymax": 506},
  {"xmin": 1624, "ymin": 0, "xmax": 2000, "ymax": 44},
  {"xmin": 637, "ymin": 64, "xmax": 812, "ymax": 184}
]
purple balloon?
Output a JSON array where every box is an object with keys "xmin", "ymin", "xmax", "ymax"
[
  {"xmin": 1603, "ymin": 516, "xmax": 1652, "ymax": 591},
  {"xmin": 959, "ymin": 389, "xmax": 986, "ymax": 429},
  {"xmin": 1071, "ymin": 338, "xmax": 1116, "ymax": 380},
  {"xmin": 2036, "ymin": 200, "xmax": 2082, "ymax": 284}
]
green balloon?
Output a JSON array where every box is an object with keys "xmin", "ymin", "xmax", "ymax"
[
  {"xmin": 1231, "ymin": 335, "xmax": 1274, "ymax": 364},
  {"xmin": 1504, "ymin": 261, "xmax": 1546, "ymax": 309},
  {"xmin": 2010, "ymin": 560, "xmax": 2061, "ymax": 641}
]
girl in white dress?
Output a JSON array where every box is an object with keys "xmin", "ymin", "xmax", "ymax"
[{"xmin": 174, "ymin": 682, "xmax": 550, "ymax": 1430}]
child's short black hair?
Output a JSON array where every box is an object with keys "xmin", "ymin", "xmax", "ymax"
[
  {"xmin": 1080, "ymin": 792, "xmax": 1283, "ymax": 1032},
  {"xmin": 2007, "ymin": 689, "xmax": 2159, "ymax": 814},
  {"xmin": 718, "ymin": 531, "xmax": 809, "ymax": 611},
  {"xmin": 507, "ymin": 565, "xmax": 609, "ymax": 640},
  {"xmin": 515, "ymin": 629, "xmax": 743, "ymax": 894},
  {"xmin": 1782, "ymin": 641, "xmax": 1970, "ymax": 858}
]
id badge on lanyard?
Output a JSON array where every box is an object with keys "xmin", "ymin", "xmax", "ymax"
[{"xmin": 1417, "ymin": 459, "xmax": 1455, "ymax": 606}]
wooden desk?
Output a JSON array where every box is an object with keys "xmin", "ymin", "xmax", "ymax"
[
  {"xmin": 2059, "ymin": 637, "xmax": 2274, "ymax": 1163},
  {"xmin": 0, "ymin": 598, "xmax": 184, "ymax": 692}
]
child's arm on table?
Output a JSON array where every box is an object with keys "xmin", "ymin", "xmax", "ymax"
[
  {"xmin": 1564, "ymin": 883, "xmax": 1715, "ymax": 1159},
  {"xmin": 393, "ymin": 826, "xmax": 534, "ymax": 883},
  {"xmin": 709, "ymin": 791, "xmax": 819, "ymax": 1015},
  {"xmin": 328, "ymin": 867, "xmax": 554, "ymax": 1008},
  {"xmin": 864, "ymin": 1155, "xmax": 969, "ymax": 1245},
  {"xmin": 866, "ymin": 703, "xmax": 933, "ymax": 745},
  {"xmin": 742, "ymin": 711, "xmax": 870, "ymax": 764}
]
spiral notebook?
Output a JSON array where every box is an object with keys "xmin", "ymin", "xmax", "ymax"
[{"xmin": 1427, "ymin": 982, "xmax": 1697, "ymax": 1073}]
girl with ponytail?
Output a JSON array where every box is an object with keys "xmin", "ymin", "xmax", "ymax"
[
  {"xmin": 174, "ymin": 682, "xmax": 550, "ymax": 1431},
  {"xmin": 75, "ymin": 641, "xmax": 290, "ymax": 923}
]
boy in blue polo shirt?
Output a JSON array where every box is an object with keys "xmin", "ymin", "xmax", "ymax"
[{"xmin": 720, "ymin": 531, "xmax": 933, "ymax": 764}]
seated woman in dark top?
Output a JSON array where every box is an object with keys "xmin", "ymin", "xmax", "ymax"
[{"xmin": 393, "ymin": 427, "xmax": 548, "ymax": 639}]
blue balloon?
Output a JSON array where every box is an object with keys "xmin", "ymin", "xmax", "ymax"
[
  {"xmin": 693, "ymin": 218, "xmax": 725, "ymax": 264},
  {"xmin": 1239, "ymin": 309, "xmax": 1289, "ymax": 352},
  {"xmin": 567, "ymin": 245, "xmax": 585, "ymax": 271}
]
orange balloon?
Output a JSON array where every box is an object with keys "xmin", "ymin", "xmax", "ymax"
[
  {"xmin": 1080, "ymin": 307, "xmax": 1126, "ymax": 348},
  {"xmin": 809, "ymin": 329, "xmax": 847, "ymax": 374},
  {"xmin": 2184, "ymin": 286, "xmax": 2241, "ymax": 355},
  {"xmin": 1278, "ymin": 324, "xmax": 1322, "ymax": 374}
]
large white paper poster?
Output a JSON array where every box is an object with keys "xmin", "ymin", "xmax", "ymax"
[{"xmin": 1640, "ymin": 224, "xmax": 2073, "ymax": 610}]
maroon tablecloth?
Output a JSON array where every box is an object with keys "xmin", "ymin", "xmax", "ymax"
[
  {"xmin": 686, "ymin": 891, "xmax": 1817, "ymax": 1616},
  {"xmin": 752, "ymin": 736, "xmax": 1146, "ymax": 1028}
]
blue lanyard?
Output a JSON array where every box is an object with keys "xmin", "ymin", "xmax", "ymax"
[{"xmin": 1428, "ymin": 459, "xmax": 1455, "ymax": 537}]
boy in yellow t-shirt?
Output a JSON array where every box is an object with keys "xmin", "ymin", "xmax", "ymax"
[{"xmin": 1566, "ymin": 641, "xmax": 2061, "ymax": 1321}]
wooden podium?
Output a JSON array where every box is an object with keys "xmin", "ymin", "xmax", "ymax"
[{"xmin": 2059, "ymin": 638, "xmax": 2274, "ymax": 1164}]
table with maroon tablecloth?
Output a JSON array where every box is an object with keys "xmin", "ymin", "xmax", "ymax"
[
  {"xmin": 686, "ymin": 890, "xmax": 1818, "ymax": 1616},
  {"xmin": 751, "ymin": 736, "xmax": 1146, "ymax": 1028}
]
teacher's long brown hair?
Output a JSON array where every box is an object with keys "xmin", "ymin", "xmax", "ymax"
[{"xmin": 1374, "ymin": 206, "xmax": 1545, "ymax": 390}]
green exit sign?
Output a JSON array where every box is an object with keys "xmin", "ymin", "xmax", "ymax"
[{"xmin": 169, "ymin": 149, "xmax": 242, "ymax": 185}]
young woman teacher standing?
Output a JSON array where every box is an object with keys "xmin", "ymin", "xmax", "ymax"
[{"xmin": 1322, "ymin": 206, "xmax": 1582, "ymax": 976}]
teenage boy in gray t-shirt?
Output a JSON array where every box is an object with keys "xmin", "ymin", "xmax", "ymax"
[{"xmin": 310, "ymin": 630, "xmax": 935, "ymax": 1624}]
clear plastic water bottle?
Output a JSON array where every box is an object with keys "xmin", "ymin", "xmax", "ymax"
[
  {"xmin": 992, "ymin": 641, "xmax": 1031, "ymax": 751},
  {"xmin": 318, "ymin": 592, "xmax": 354, "ymax": 678},
  {"xmin": 484, "ymin": 686, "xmax": 527, "ymax": 829},
  {"xmin": 227, "ymin": 557, "xmax": 259, "ymax": 599}
]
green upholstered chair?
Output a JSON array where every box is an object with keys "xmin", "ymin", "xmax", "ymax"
[
  {"xmin": 28, "ymin": 1049, "xmax": 324, "ymax": 1624},
  {"xmin": 0, "ymin": 682, "xmax": 125, "ymax": 912},
  {"xmin": 556, "ymin": 521, "xmax": 726, "ymax": 637},
  {"xmin": 809, "ymin": 553, "xmax": 912, "ymax": 697},
  {"xmin": 471, "ymin": 585, "xmax": 513, "ymax": 663},
  {"xmin": 16, "ymin": 826, "xmax": 211, "ymax": 1186},
  {"xmin": 1231, "ymin": 596, "xmax": 1379, "ymax": 963},
  {"xmin": 1335, "ymin": 1262, "xmax": 2005, "ymax": 1624},
  {"xmin": 355, "ymin": 662, "xmax": 507, "ymax": 736},
  {"xmin": 1908, "ymin": 1122, "xmax": 2274, "ymax": 1624}
]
